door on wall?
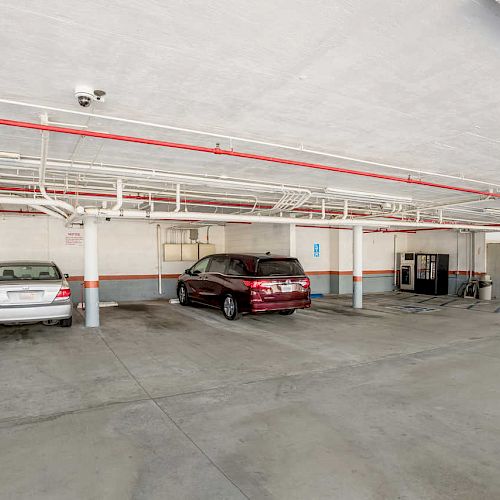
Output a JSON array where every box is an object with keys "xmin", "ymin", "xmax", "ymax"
[{"xmin": 487, "ymin": 244, "xmax": 500, "ymax": 299}]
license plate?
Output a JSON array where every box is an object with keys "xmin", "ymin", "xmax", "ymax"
[
  {"xmin": 19, "ymin": 292, "xmax": 38, "ymax": 301},
  {"xmin": 280, "ymin": 284, "xmax": 294, "ymax": 293}
]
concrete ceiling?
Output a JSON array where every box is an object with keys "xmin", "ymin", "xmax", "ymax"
[{"xmin": 1, "ymin": 0, "xmax": 500, "ymax": 206}]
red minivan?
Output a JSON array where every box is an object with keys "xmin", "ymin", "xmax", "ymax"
[{"xmin": 177, "ymin": 253, "xmax": 311, "ymax": 320}]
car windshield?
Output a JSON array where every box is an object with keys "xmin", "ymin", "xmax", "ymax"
[
  {"xmin": 256, "ymin": 259, "xmax": 304, "ymax": 276},
  {"xmin": 0, "ymin": 264, "xmax": 61, "ymax": 281}
]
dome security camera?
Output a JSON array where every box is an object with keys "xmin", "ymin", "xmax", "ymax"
[{"xmin": 74, "ymin": 85, "xmax": 106, "ymax": 107}]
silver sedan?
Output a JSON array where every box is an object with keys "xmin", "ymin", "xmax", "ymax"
[{"xmin": 0, "ymin": 261, "xmax": 73, "ymax": 327}]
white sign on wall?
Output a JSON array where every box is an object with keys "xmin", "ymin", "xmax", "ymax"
[{"xmin": 65, "ymin": 228, "xmax": 83, "ymax": 247}]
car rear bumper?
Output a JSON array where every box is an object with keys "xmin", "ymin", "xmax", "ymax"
[
  {"xmin": 250, "ymin": 298, "xmax": 311, "ymax": 312},
  {"xmin": 0, "ymin": 301, "xmax": 72, "ymax": 324}
]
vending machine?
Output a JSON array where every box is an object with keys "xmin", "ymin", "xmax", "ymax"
[{"xmin": 414, "ymin": 253, "xmax": 449, "ymax": 295}]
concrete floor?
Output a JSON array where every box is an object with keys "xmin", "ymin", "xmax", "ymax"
[{"xmin": 1, "ymin": 293, "xmax": 500, "ymax": 499}]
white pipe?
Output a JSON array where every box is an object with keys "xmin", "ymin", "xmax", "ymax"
[
  {"xmin": 174, "ymin": 184, "xmax": 181, "ymax": 212},
  {"xmin": 352, "ymin": 225, "xmax": 363, "ymax": 309},
  {"xmin": 0, "ymin": 195, "xmax": 65, "ymax": 219},
  {"xmin": 37, "ymin": 116, "xmax": 74, "ymax": 216},
  {"xmin": 2, "ymin": 98, "xmax": 498, "ymax": 190},
  {"xmin": 0, "ymin": 196, "xmax": 72, "ymax": 207},
  {"xmin": 111, "ymin": 178, "xmax": 123, "ymax": 210},
  {"xmin": 402, "ymin": 196, "xmax": 489, "ymax": 214},
  {"xmin": 157, "ymin": 224, "xmax": 162, "ymax": 295},
  {"xmin": 1, "ymin": 170, "xmax": 497, "ymax": 225},
  {"xmin": 3, "ymin": 156, "xmax": 313, "ymax": 196},
  {"xmin": 321, "ymin": 199, "xmax": 325, "ymax": 219},
  {"xmin": 78, "ymin": 208, "xmax": 500, "ymax": 231},
  {"xmin": 393, "ymin": 234, "xmax": 398, "ymax": 287},
  {"xmin": 28, "ymin": 204, "xmax": 66, "ymax": 219},
  {"xmin": 342, "ymin": 199, "xmax": 349, "ymax": 219}
]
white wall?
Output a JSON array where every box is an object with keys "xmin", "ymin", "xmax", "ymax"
[
  {"xmin": 296, "ymin": 226, "xmax": 331, "ymax": 271},
  {"xmin": 0, "ymin": 216, "xmax": 85, "ymax": 276},
  {"xmin": 338, "ymin": 231, "xmax": 399, "ymax": 272},
  {"xmin": 486, "ymin": 232, "xmax": 500, "ymax": 243},
  {"xmin": 403, "ymin": 230, "xmax": 486, "ymax": 274},
  {"xmin": 1, "ymin": 215, "xmax": 489, "ymax": 299},
  {"xmin": 225, "ymin": 223, "xmax": 290, "ymax": 255},
  {"xmin": 0, "ymin": 215, "xmax": 225, "ymax": 277}
]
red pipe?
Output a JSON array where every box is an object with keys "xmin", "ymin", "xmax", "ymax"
[{"xmin": 0, "ymin": 118, "xmax": 498, "ymax": 199}]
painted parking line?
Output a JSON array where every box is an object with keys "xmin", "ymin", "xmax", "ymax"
[
  {"xmin": 440, "ymin": 299, "xmax": 458, "ymax": 306},
  {"xmin": 417, "ymin": 297, "xmax": 437, "ymax": 303}
]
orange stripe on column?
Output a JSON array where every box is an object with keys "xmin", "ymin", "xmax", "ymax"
[
  {"xmin": 353, "ymin": 276, "xmax": 362, "ymax": 282},
  {"xmin": 84, "ymin": 280, "xmax": 99, "ymax": 288}
]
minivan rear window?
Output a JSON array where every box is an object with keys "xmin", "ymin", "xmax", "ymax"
[
  {"xmin": 0, "ymin": 264, "xmax": 61, "ymax": 281},
  {"xmin": 256, "ymin": 259, "xmax": 304, "ymax": 277}
]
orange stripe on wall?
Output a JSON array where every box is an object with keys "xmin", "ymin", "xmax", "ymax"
[
  {"xmin": 306, "ymin": 270, "xmax": 395, "ymax": 276},
  {"xmin": 68, "ymin": 273, "xmax": 181, "ymax": 282},
  {"xmin": 67, "ymin": 269, "xmax": 482, "ymax": 283},
  {"xmin": 69, "ymin": 270, "xmax": 396, "ymax": 281},
  {"xmin": 84, "ymin": 280, "xmax": 99, "ymax": 288}
]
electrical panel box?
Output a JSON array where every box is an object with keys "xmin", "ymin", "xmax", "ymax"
[
  {"xmin": 199, "ymin": 243, "xmax": 216, "ymax": 258},
  {"xmin": 163, "ymin": 244, "xmax": 182, "ymax": 262},
  {"xmin": 163, "ymin": 243, "xmax": 217, "ymax": 261},
  {"xmin": 181, "ymin": 243, "xmax": 199, "ymax": 261}
]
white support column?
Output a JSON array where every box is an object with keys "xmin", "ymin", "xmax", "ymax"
[
  {"xmin": 289, "ymin": 223, "xmax": 297, "ymax": 257},
  {"xmin": 352, "ymin": 225, "xmax": 363, "ymax": 309},
  {"xmin": 84, "ymin": 216, "xmax": 100, "ymax": 327}
]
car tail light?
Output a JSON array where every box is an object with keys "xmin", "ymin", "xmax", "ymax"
[
  {"xmin": 299, "ymin": 277, "xmax": 311, "ymax": 289},
  {"xmin": 55, "ymin": 287, "xmax": 71, "ymax": 300},
  {"xmin": 243, "ymin": 280, "xmax": 272, "ymax": 290}
]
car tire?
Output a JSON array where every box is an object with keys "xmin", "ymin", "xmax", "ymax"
[
  {"xmin": 178, "ymin": 283, "xmax": 190, "ymax": 306},
  {"xmin": 278, "ymin": 309, "xmax": 296, "ymax": 316},
  {"xmin": 59, "ymin": 317, "xmax": 73, "ymax": 327},
  {"xmin": 222, "ymin": 294, "xmax": 240, "ymax": 320}
]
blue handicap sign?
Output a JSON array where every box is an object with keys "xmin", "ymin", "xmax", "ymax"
[{"xmin": 313, "ymin": 243, "xmax": 320, "ymax": 258}]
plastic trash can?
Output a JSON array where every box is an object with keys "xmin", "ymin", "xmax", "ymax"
[{"xmin": 479, "ymin": 279, "xmax": 493, "ymax": 300}]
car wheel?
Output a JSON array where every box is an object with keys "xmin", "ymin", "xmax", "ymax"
[
  {"xmin": 222, "ymin": 294, "xmax": 240, "ymax": 320},
  {"xmin": 178, "ymin": 283, "xmax": 190, "ymax": 306},
  {"xmin": 278, "ymin": 309, "xmax": 295, "ymax": 316},
  {"xmin": 59, "ymin": 317, "xmax": 73, "ymax": 327}
]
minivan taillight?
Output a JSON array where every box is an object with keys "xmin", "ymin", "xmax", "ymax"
[
  {"xmin": 299, "ymin": 278, "xmax": 311, "ymax": 289},
  {"xmin": 55, "ymin": 287, "xmax": 71, "ymax": 300},
  {"xmin": 243, "ymin": 280, "xmax": 272, "ymax": 290}
]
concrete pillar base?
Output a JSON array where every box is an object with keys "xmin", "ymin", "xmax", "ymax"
[{"xmin": 84, "ymin": 287, "xmax": 100, "ymax": 327}]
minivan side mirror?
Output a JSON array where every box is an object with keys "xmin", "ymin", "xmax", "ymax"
[{"xmin": 64, "ymin": 273, "xmax": 69, "ymax": 279}]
